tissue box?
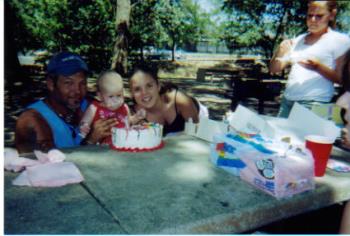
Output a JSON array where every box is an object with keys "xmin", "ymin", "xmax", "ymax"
[{"xmin": 210, "ymin": 132, "xmax": 315, "ymax": 199}]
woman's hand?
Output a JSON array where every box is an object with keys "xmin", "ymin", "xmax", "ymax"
[
  {"xmin": 299, "ymin": 56, "xmax": 342, "ymax": 83},
  {"xmin": 85, "ymin": 118, "xmax": 117, "ymax": 144},
  {"xmin": 269, "ymin": 39, "xmax": 294, "ymax": 74},
  {"xmin": 278, "ymin": 39, "xmax": 294, "ymax": 57},
  {"xmin": 298, "ymin": 58, "xmax": 320, "ymax": 71}
]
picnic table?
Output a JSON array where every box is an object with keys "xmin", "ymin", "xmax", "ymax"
[
  {"xmin": 196, "ymin": 66, "xmax": 286, "ymax": 114},
  {"xmin": 5, "ymin": 134, "xmax": 350, "ymax": 234}
]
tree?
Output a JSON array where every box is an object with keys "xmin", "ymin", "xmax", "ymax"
[
  {"xmin": 129, "ymin": 0, "xmax": 168, "ymax": 60},
  {"xmin": 221, "ymin": 0, "xmax": 307, "ymax": 58},
  {"xmin": 221, "ymin": 0, "xmax": 350, "ymax": 58},
  {"xmin": 156, "ymin": 0, "xmax": 212, "ymax": 60},
  {"xmin": 8, "ymin": 0, "xmax": 116, "ymax": 73},
  {"xmin": 180, "ymin": 0, "xmax": 212, "ymax": 51},
  {"xmin": 111, "ymin": 0, "xmax": 131, "ymax": 75},
  {"xmin": 129, "ymin": 0, "xmax": 212, "ymax": 60}
]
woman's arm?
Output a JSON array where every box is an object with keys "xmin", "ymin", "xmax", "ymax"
[
  {"xmin": 269, "ymin": 39, "xmax": 294, "ymax": 74},
  {"xmin": 298, "ymin": 54, "xmax": 346, "ymax": 84},
  {"xmin": 175, "ymin": 91, "xmax": 199, "ymax": 123}
]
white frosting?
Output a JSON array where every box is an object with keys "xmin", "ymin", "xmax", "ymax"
[{"xmin": 112, "ymin": 123, "xmax": 163, "ymax": 150}]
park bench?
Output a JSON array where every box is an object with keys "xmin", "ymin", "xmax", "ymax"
[
  {"xmin": 22, "ymin": 64, "xmax": 45, "ymax": 75},
  {"xmin": 196, "ymin": 67, "xmax": 237, "ymax": 82},
  {"xmin": 234, "ymin": 58, "xmax": 257, "ymax": 68},
  {"xmin": 196, "ymin": 67, "xmax": 286, "ymax": 114}
]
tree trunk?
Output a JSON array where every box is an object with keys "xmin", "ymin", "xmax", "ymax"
[
  {"xmin": 140, "ymin": 46, "xmax": 144, "ymax": 61},
  {"xmin": 5, "ymin": 1, "xmax": 29, "ymax": 91},
  {"xmin": 271, "ymin": 5, "xmax": 289, "ymax": 54},
  {"xmin": 171, "ymin": 40, "xmax": 176, "ymax": 61},
  {"xmin": 111, "ymin": 0, "xmax": 131, "ymax": 76}
]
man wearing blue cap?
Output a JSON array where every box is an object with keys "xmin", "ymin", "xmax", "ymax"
[{"xmin": 15, "ymin": 52, "xmax": 117, "ymax": 153}]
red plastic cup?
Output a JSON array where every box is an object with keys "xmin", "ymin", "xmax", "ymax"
[{"xmin": 305, "ymin": 135, "xmax": 334, "ymax": 177}]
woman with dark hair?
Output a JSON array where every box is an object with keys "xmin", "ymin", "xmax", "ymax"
[
  {"xmin": 270, "ymin": 0, "xmax": 350, "ymax": 117},
  {"xmin": 129, "ymin": 64, "xmax": 208, "ymax": 136}
]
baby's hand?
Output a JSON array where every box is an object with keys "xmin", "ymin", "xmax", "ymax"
[
  {"xmin": 136, "ymin": 109, "xmax": 146, "ymax": 120},
  {"xmin": 129, "ymin": 109, "xmax": 147, "ymax": 125}
]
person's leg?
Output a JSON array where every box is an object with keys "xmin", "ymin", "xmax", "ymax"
[
  {"xmin": 277, "ymin": 96, "xmax": 294, "ymax": 118},
  {"xmin": 340, "ymin": 201, "xmax": 350, "ymax": 234}
]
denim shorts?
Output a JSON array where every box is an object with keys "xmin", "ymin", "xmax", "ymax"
[{"xmin": 278, "ymin": 96, "xmax": 330, "ymax": 118}]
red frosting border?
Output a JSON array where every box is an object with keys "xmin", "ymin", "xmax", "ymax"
[{"xmin": 110, "ymin": 141, "xmax": 165, "ymax": 152}]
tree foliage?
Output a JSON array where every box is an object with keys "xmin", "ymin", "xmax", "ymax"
[
  {"xmin": 130, "ymin": 0, "xmax": 211, "ymax": 60},
  {"xmin": 9, "ymin": 0, "xmax": 116, "ymax": 72},
  {"xmin": 129, "ymin": 0, "xmax": 168, "ymax": 59},
  {"xmin": 221, "ymin": 0, "xmax": 307, "ymax": 57},
  {"xmin": 9, "ymin": 0, "xmax": 212, "ymax": 69},
  {"xmin": 221, "ymin": 0, "xmax": 350, "ymax": 57},
  {"xmin": 9, "ymin": 0, "xmax": 349, "ymax": 69}
]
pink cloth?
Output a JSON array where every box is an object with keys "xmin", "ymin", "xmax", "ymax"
[
  {"xmin": 4, "ymin": 148, "xmax": 40, "ymax": 172},
  {"xmin": 5, "ymin": 148, "xmax": 84, "ymax": 187},
  {"xmin": 24, "ymin": 162, "xmax": 84, "ymax": 187},
  {"xmin": 34, "ymin": 149, "xmax": 66, "ymax": 163}
]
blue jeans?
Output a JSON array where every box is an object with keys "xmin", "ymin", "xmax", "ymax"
[{"xmin": 278, "ymin": 96, "xmax": 329, "ymax": 118}]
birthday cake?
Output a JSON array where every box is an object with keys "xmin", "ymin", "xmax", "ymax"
[{"xmin": 111, "ymin": 123, "xmax": 164, "ymax": 152}]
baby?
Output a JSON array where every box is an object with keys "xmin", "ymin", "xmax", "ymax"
[{"xmin": 80, "ymin": 70, "xmax": 146, "ymax": 144}]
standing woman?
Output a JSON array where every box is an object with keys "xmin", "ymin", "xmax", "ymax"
[
  {"xmin": 129, "ymin": 64, "xmax": 206, "ymax": 136},
  {"xmin": 270, "ymin": 0, "xmax": 350, "ymax": 118}
]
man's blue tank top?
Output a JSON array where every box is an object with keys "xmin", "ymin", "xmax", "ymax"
[{"xmin": 28, "ymin": 99, "xmax": 88, "ymax": 148}]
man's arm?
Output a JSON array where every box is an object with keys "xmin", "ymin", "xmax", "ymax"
[
  {"xmin": 15, "ymin": 109, "xmax": 55, "ymax": 153},
  {"xmin": 82, "ymin": 118, "xmax": 118, "ymax": 144}
]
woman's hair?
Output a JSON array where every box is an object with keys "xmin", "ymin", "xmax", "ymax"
[
  {"xmin": 130, "ymin": 63, "xmax": 159, "ymax": 84},
  {"xmin": 308, "ymin": 0, "xmax": 337, "ymax": 28},
  {"xmin": 342, "ymin": 49, "xmax": 350, "ymax": 92},
  {"xmin": 130, "ymin": 63, "xmax": 178, "ymax": 95}
]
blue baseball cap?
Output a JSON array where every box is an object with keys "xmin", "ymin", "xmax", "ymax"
[{"xmin": 47, "ymin": 52, "xmax": 89, "ymax": 76}]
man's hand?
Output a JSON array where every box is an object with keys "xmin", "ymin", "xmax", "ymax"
[{"xmin": 85, "ymin": 118, "xmax": 117, "ymax": 144}]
